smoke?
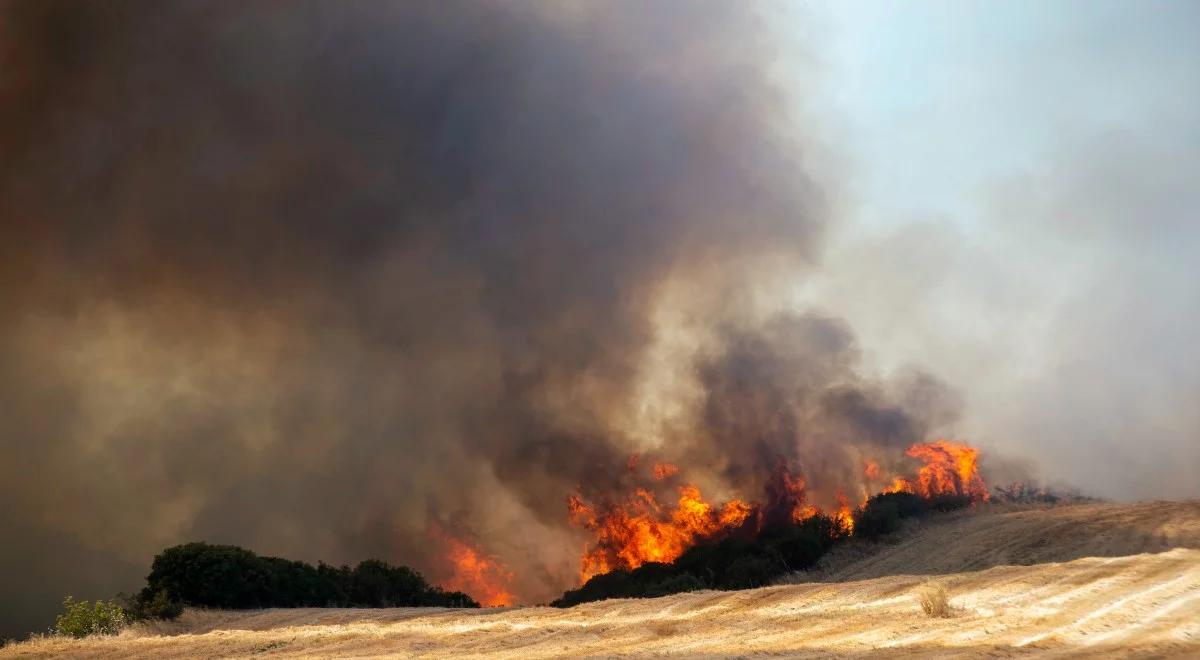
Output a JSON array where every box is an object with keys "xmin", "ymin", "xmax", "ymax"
[
  {"xmin": 0, "ymin": 1, "xmax": 962, "ymax": 635},
  {"xmin": 790, "ymin": 2, "xmax": 1200, "ymax": 503}
]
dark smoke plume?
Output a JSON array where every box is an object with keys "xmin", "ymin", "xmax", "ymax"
[{"xmin": 0, "ymin": 1, "xmax": 958, "ymax": 635}]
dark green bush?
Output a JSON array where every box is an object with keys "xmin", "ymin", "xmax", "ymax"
[
  {"xmin": 133, "ymin": 542, "xmax": 478, "ymax": 614},
  {"xmin": 926, "ymin": 493, "xmax": 973, "ymax": 512},
  {"xmin": 550, "ymin": 562, "xmax": 680, "ymax": 607},
  {"xmin": 719, "ymin": 554, "xmax": 784, "ymax": 589},
  {"xmin": 853, "ymin": 499, "xmax": 902, "ymax": 540},
  {"xmin": 122, "ymin": 588, "xmax": 184, "ymax": 621},
  {"xmin": 54, "ymin": 596, "xmax": 127, "ymax": 638},
  {"xmin": 853, "ymin": 492, "xmax": 928, "ymax": 540},
  {"xmin": 762, "ymin": 514, "xmax": 845, "ymax": 569},
  {"xmin": 642, "ymin": 573, "xmax": 706, "ymax": 598}
]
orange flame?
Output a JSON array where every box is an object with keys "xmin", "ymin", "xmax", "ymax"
[
  {"xmin": 834, "ymin": 491, "xmax": 855, "ymax": 534},
  {"xmin": 904, "ymin": 440, "xmax": 989, "ymax": 501},
  {"xmin": 568, "ymin": 484, "xmax": 752, "ymax": 582},
  {"xmin": 884, "ymin": 476, "xmax": 915, "ymax": 495},
  {"xmin": 652, "ymin": 462, "xmax": 680, "ymax": 480},
  {"xmin": 792, "ymin": 503, "xmax": 819, "ymax": 523},
  {"xmin": 863, "ymin": 460, "xmax": 881, "ymax": 480},
  {"xmin": 568, "ymin": 440, "xmax": 988, "ymax": 584},
  {"xmin": 428, "ymin": 525, "xmax": 515, "ymax": 607}
]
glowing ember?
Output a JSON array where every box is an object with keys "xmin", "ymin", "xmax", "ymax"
[{"xmin": 428, "ymin": 525, "xmax": 515, "ymax": 607}]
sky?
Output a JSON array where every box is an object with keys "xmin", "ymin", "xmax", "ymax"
[
  {"xmin": 0, "ymin": 0, "xmax": 1197, "ymax": 640},
  {"xmin": 778, "ymin": 1, "xmax": 1200, "ymax": 500}
]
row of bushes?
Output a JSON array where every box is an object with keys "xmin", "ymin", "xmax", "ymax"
[
  {"xmin": 553, "ymin": 491, "xmax": 971, "ymax": 606},
  {"xmin": 123, "ymin": 542, "xmax": 479, "ymax": 616},
  {"xmin": 52, "ymin": 492, "xmax": 974, "ymax": 635},
  {"xmin": 52, "ymin": 543, "xmax": 479, "ymax": 638},
  {"xmin": 853, "ymin": 492, "xmax": 972, "ymax": 540}
]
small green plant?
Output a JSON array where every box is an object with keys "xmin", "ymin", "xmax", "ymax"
[
  {"xmin": 916, "ymin": 582, "xmax": 951, "ymax": 618},
  {"xmin": 54, "ymin": 596, "xmax": 128, "ymax": 638}
]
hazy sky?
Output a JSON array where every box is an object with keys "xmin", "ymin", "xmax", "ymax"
[{"xmin": 780, "ymin": 1, "xmax": 1200, "ymax": 499}]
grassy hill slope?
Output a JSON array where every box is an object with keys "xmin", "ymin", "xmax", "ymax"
[{"xmin": 6, "ymin": 501, "xmax": 1198, "ymax": 658}]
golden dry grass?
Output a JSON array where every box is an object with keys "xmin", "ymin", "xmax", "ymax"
[
  {"xmin": 5, "ymin": 501, "xmax": 1198, "ymax": 659},
  {"xmin": 916, "ymin": 582, "xmax": 951, "ymax": 618}
]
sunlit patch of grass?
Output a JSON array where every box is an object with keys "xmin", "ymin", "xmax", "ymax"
[{"xmin": 917, "ymin": 582, "xmax": 951, "ymax": 618}]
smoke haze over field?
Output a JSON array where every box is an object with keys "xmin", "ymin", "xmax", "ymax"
[
  {"xmin": 787, "ymin": 1, "xmax": 1200, "ymax": 502},
  {"xmin": 2, "ymin": 0, "xmax": 1197, "ymax": 640},
  {"xmin": 0, "ymin": 0, "xmax": 859, "ymax": 634}
]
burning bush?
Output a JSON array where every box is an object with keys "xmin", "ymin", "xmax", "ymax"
[
  {"xmin": 557, "ymin": 438, "xmax": 990, "ymax": 607},
  {"xmin": 567, "ymin": 440, "xmax": 989, "ymax": 584},
  {"xmin": 552, "ymin": 513, "xmax": 844, "ymax": 606}
]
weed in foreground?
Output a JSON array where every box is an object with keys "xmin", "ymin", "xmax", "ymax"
[{"xmin": 916, "ymin": 582, "xmax": 951, "ymax": 618}]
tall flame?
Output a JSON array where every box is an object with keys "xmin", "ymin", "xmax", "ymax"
[
  {"xmin": 567, "ymin": 439, "xmax": 989, "ymax": 585},
  {"xmin": 898, "ymin": 440, "xmax": 989, "ymax": 501},
  {"xmin": 568, "ymin": 485, "xmax": 752, "ymax": 582},
  {"xmin": 428, "ymin": 525, "xmax": 515, "ymax": 607},
  {"xmin": 834, "ymin": 491, "xmax": 854, "ymax": 534}
]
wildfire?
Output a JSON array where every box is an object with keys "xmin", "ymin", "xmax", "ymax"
[
  {"xmin": 834, "ymin": 491, "xmax": 854, "ymax": 534},
  {"xmin": 900, "ymin": 440, "xmax": 989, "ymax": 501},
  {"xmin": 428, "ymin": 525, "xmax": 515, "ymax": 607},
  {"xmin": 568, "ymin": 485, "xmax": 752, "ymax": 582},
  {"xmin": 567, "ymin": 439, "xmax": 989, "ymax": 585},
  {"xmin": 763, "ymin": 461, "xmax": 813, "ymax": 525}
]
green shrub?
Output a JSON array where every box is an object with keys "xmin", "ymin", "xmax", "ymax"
[
  {"xmin": 122, "ymin": 588, "xmax": 184, "ymax": 622},
  {"xmin": 853, "ymin": 499, "xmax": 902, "ymax": 540},
  {"xmin": 762, "ymin": 514, "xmax": 845, "ymax": 569},
  {"xmin": 136, "ymin": 542, "xmax": 479, "ymax": 611},
  {"xmin": 54, "ymin": 596, "xmax": 128, "ymax": 638},
  {"xmin": 926, "ymin": 493, "xmax": 972, "ymax": 512},
  {"xmin": 719, "ymin": 554, "xmax": 785, "ymax": 589},
  {"xmin": 642, "ymin": 573, "xmax": 706, "ymax": 598},
  {"xmin": 853, "ymin": 492, "xmax": 928, "ymax": 540}
]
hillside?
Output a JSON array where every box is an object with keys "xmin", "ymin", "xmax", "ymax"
[
  {"xmin": 813, "ymin": 499, "xmax": 1200, "ymax": 581},
  {"xmin": 6, "ymin": 501, "xmax": 1199, "ymax": 659}
]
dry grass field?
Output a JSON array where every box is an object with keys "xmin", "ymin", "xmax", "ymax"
[{"xmin": 5, "ymin": 501, "xmax": 1198, "ymax": 659}]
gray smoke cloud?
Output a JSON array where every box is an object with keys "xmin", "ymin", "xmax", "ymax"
[
  {"xmin": 1, "ymin": 1, "xmax": 966, "ymax": 636},
  {"xmin": 789, "ymin": 1, "xmax": 1200, "ymax": 504}
]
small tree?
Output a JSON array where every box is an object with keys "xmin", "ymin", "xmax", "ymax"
[{"xmin": 54, "ymin": 596, "xmax": 128, "ymax": 638}]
